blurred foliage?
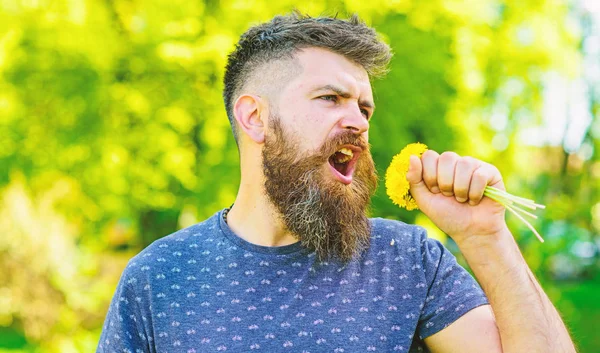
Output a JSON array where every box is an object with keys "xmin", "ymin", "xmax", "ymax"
[{"xmin": 1, "ymin": 0, "xmax": 599, "ymax": 351}]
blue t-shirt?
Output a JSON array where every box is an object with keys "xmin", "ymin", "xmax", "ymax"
[{"xmin": 97, "ymin": 209, "xmax": 488, "ymax": 353}]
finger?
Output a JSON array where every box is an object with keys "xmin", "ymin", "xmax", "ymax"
[
  {"xmin": 469, "ymin": 164, "xmax": 502, "ymax": 205},
  {"xmin": 454, "ymin": 157, "xmax": 478, "ymax": 203},
  {"xmin": 421, "ymin": 150, "xmax": 440, "ymax": 194},
  {"xmin": 407, "ymin": 155, "xmax": 431, "ymax": 202},
  {"xmin": 437, "ymin": 152, "xmax": 459, "ymax": 196}
]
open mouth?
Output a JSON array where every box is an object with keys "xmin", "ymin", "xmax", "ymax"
[{"xmin": 328, "ymin": 146, "xmax": 360, "ymax": 184}]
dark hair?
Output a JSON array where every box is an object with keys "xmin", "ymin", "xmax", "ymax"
[{"xmin": 222, "ymin": 12, "xmax": 392, "ymax": 145}]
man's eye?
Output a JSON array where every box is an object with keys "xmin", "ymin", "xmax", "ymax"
[
  {"xmin": 320, "ymin": 95, "xmax": 338, "ymax": 102},
  {"xmin": 360, "ymin": 109, "xmax": 370, "ymax": 119}
]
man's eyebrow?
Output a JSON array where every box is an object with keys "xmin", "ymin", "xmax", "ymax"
[{"xmin": 311, "ymin": 84, "xmax": 375, "ymax": 110}]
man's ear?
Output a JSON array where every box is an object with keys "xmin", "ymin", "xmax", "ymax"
[{"xmin": 233, "ymin": 94, "xmax": 266, "ymax": 144}]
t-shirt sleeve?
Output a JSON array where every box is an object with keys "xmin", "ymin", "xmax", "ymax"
[
  {"xmin": 416, "ymin": 232, "xmax": 489, "ymax": 339},
  {"xmin": 96, "ymin": 265, "xmax": 151, "ymax": 353}
]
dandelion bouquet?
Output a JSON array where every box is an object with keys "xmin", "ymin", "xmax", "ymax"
[{"xmin": 385, "ymin": 143, "xmax": 545, "ymax": 243}]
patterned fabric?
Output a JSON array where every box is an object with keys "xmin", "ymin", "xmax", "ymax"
[{"xmin": 97, "ymin": 209, "xmax": 488, "ymax": 353}]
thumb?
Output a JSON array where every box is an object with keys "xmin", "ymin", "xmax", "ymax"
[
  {"xmin": 406, "ymin": 155, "xmax": 430, "ymax": 201},
  {"xmin": 406, "ymin": 155, "xmax": 423, "ymax": 185}
]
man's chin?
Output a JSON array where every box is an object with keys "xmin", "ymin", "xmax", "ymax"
[{"xmin": 291, "ymin": 176, "xmax": 372, "ymax": 262}]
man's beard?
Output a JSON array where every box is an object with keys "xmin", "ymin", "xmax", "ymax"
[{"xmin": 262, "ymin": 115, "xmax": 378, "ymax": 263}]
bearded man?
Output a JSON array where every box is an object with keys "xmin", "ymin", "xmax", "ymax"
[{"xmin": 97, "ymin": 13, "xmax": 576, "ymax": 353}]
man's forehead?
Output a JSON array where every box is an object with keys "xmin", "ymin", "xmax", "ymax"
[
  {"xmin": 292, "ymin": 48, "xmax": 373, "ymax": 97},
  {"xmin": 305, "ymin": 79, "xmax": 373, "ymax": 95}
]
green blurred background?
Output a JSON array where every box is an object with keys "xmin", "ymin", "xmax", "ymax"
[{"xmin": 1, "ymin": 0, "xmax": 600, "ymax": 351}]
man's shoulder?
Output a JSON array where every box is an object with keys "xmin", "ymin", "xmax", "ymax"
[
  {"xmin": 366, "ymin": 216, "xmax": 429, "ymax": 254},
  {"xmin": 369, "ymin": 216, "xmax": 426, "ymax": 240},
  {"xmin": 124, "ymin": 210, "xmax": 222, "ymax": 273}
]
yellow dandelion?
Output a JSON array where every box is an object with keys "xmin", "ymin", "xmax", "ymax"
[{"xmin": 385, "ymin": 142, "xmax": 428, "ymax": 210}]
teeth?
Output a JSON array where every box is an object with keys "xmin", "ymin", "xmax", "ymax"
[
  {"xmin": 335, "ymin": 148, "xmax": 354, "ymax": 164},
  {"xmin": 338, "ymin": 148, "xmax": 353, "ymax": 156}
]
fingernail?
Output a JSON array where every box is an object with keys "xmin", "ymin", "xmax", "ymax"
[
  {"xmin": 442, "ymin": 191, "xmax": 453, "ymax": 197},
  {"xmin": 431, "ymin": 186, "xmax": 440, "ymax": 193}
]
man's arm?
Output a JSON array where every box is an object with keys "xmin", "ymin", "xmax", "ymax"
[
  {"xmin": 406, "ymin": 151, "xmax": 576, "ymax": 353},
  {"xmin": 424, "ymin": 305, "xmax": 502, "ymax": 353},
  {"xmin": 459, "ymin": 228, "xmax": 575, "ymax": 352},
  {"xmin": 96, "ymin": 266, "xmax": 151, "ymax": 353},
  {"xmin": 424, "ymin": 229, "xmax": 577, "ymax": 352}
]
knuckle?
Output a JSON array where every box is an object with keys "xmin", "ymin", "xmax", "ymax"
[
  {"xmin": 423, "ymin": 150, "xmax": 439, "ymax": 159},
  {"xmin": 473, "ymin": 167, "xmax": 487, "ymax": 180},
  {"xmin": 439, "ymin": 151, "xmax": 459, "ymax": 162},
  {"xmin": 456, "ymin": 160, "xmax": 471, "ymax": 172},
  {"xmin": 491, "ymin": 164, "xmax": 501, "ymax": 176},
  {"xmin": 459, "ymin": 156, "xmax": 478, "ymax": 169}
]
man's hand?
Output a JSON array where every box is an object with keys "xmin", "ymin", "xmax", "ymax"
[{"xmin": 406, "ymin": 150, "xmax": 507, "ymax": 245}]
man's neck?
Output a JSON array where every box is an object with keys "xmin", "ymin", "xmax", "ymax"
[{"xmin": 225, "ymin": 184, "xmax": 299, "ymax": 248}]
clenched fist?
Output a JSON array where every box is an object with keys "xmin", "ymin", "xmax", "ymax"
[{"xmin": 406, "ymin": 150, "xmax": 508, "ymax": 245}]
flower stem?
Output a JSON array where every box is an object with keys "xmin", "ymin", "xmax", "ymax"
[
  {"xmin": 504, "ymin": 204, "xmax": 545, "ymax": 243},
  {"xmin": 485, "ymin": 186, "xmax": 546, "ymax": 209},
  {"xmin": 484, "ymin": 189, "xmax": 538, "ymax": 211},
  {"xmin": 507, "ymin": 204, "xmax": 538, "ymax": 220},
  {"xmin": 483, "ymin": 188, "xmax": 545, "ymax": 243}
]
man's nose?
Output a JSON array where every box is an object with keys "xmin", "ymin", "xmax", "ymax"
[{"xmin": 339, "ymin": 104, "xmax": 369, "ymax": 134}]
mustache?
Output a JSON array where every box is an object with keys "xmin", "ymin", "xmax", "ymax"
[{"xmin": 319, "ymin": 131, "xmax": 369, "ymax": 158}]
